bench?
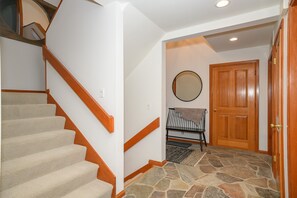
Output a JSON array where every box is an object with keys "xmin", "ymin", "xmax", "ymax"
[{"xmin": 166, "ymin": 108, "xmax": 207, "ymax": 151}]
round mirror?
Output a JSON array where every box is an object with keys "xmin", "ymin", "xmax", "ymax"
[{"xmin": 172, "ymin": 70, "xmax": 202, "ymax": 102}]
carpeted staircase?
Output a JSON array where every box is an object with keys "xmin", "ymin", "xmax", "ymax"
[{"xmin": 1, "ymin": 92, "xmax": 113, "ymax": 198}]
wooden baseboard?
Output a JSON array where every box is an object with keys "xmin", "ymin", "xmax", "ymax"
[
  {"xmin": 149, "ymin": 160, "xmax": 167, "ymax": 167},
  {"xmin": 258, "ymin": 150, "xmax": 269, "ymax": 155},
  {"xmin": 168, "ymin": 137, "xmax": 209, "ymax": 145},
  {"xmin": 47, "ymin": 93, "xmax": 116, "ymax": 197},
  {"xmin": 1, "ymin": 89, "xmax": 46, "ymax": 93},
  {"xmin": 116, "ymin": 190, "xmax": 125, "ymax": 198},
  {"xmin": 124, "ymin": 159, "xmax": 166, "ymax": 182}
]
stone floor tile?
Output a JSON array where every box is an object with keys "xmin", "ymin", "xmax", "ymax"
[
  {"xmin": 208, "ymin": 159, "xmax": 224, "ymax": 168},
  {"xmin": 150, "ymin": 191, "xmax": 166, "ymax": 198},
  {"xmin": 155, "ymin": 178, "xmax": 170, "ymax": 191},
  {"xmin": 199, "ymin": 165, "xmax": 216, "ymax": 173},
  {"xmin": 170, "ymin": 178, "xmax": 189, "ymax": 190},
  {"xmin": 185, "ymin": 184, "xmax": 206, "ymax": 197},
  {"xmin": 167, "ymin": 190, "xmax": 186, "ymax": 198},
  {"xmin": 228, "ymin": 158, "xmax": 248, "ymax": 166},
  {"xmin": 194, "ymin": 193, "xmax": 203, "ymax": 198},
  {"xmin": 246, "ymin": 178, "xmax": 268, "ymax": 188},
  {"xmin": 203, "ymin": 186, "xmax": 229, "ymax": 198},
  {"xmin": 198, "ymin": 159, "xmax": 210, "ymax": 165},
  {"xmin": 176, "ymin": 164, "xmax": 205, "ymax": 184},
  {"xmin": 219, "ymin": 183, "xmax": 246, "ymax": 198},
  {"xmin": 221, "ymin": 166, "xmax": 256, "ymax": 179},
  {"xmin": 255, "ymin": 187, "xmax": 280, "ymax": 198},
  {"xmin": 137, "ymin": 167, "xmax": 165, "ymax": 186},
  {"xmin": 195, "ymin": 174, "xmax": 225, "ymax": 186},
  {"xmin": 214, "ymin": 153, "xmax": 234, "ymax": 158},
  {"xmin": 257, "ymin": 167, "xmax": 273, "ymax": 178},
  {"xmin": 216, "ymin": 172, "xmax": 243, "ymax": 183},
  {"xmin": 126, "ymin": 184, "xmax": 154, "ymax": 198},
  {"xmin": 268, "ymin": 179, "xmax": 278, "ymax": 191}
]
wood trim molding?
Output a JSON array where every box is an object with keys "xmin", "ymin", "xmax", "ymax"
[
  {"xmin": 291, "ymin": 0, "xmax": 297, "ymax": 6},
  {"xmin": 43, "ymin": 45, "xmax": 114, "ymax": 133},
  {"xmin": 288, "ymin": 5, "xmax": 297, "ymax": 197},
  {"xmin": 124, "ymin": 159, "xmax": 166, "ymax": 182},
  {"xmin": 1, "ymin": 89, "xmax": 46, "ymax": 93},
  {"xmin": 47, "ymin": 92, "xmax": 116, "ymax": 196},
  {"xmin": 149, "ymin": 160, "xmax": 167, "ymax": 167},
  {"xmin": 258, "ymin": 150, "xmax": 269, "ymax": 155},
  {"xmin": 116, "ymin": 190, "xmax": 125, "ymax": 198},
  {"xmin": 46, "ymin": 0, "xmax": 63, "ymax": 32},
  {"xmin": 124, "ymin": 118, "xmax": 160, "ymax": 152},
  {"xmin": 17, "ymin": 0, "xmax": 24, "ymax": 36}
]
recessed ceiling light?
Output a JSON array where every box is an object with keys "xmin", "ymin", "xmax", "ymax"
[
  {"xmin": 229, "ymin": 37, "xmax": 238, "ymax": 42},
  {"xmin": 216, "ymin": 0, "xmax": 230, "ymax": 8}
]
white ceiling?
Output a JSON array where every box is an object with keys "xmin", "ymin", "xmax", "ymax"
[
  {"xmin": 119, "ymin": 0, "xmax": 280, "ymax": 32},
  {"xmin": 204, "ymin": 22, "xmax": 276, "ymax": 52}
]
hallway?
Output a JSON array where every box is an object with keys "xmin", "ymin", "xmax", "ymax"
[{"xmin": 124, "ymin": 146, "xmax": 279, "ymax": 198}]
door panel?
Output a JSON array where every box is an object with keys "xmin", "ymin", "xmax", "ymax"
[
  {"xmin": 210, "ymin": 61, "xmax": 258, "ymax": 151},
  {"xmin": 235, "ymin": 70, "xmax": 248, "ymax": 107}
]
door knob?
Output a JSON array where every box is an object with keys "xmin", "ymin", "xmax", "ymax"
[
  {"xmin": 270, "ymin": 123, "xmax": 282, "ymax": 129},
  {"xmin": 214, "ymin": 109, "xmax": 217, "ymax": 112}
]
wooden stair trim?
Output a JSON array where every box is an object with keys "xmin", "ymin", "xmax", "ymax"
[
  {"xmin": 124, "ymin": 160, "xmax": 166, "ymax": 182},
  {"xmin": 47, "ymin": 92, "xmax": 116, "ymax": 197},
  {"xmin": 23, "ymin": 22, "xmax": 46, "ymax": 35},
  {"xmin": 1, "ymin": 89, "xmax": 46, "ymax": 93},
  {"xmin": 43, "ymin": 45, "xmax": 114, "ymax": 133},
  {"xmin": 124, "ymin": 118, "xmax": 160, "ymax": 152}
]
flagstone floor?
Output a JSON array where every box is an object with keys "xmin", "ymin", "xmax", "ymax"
[{"xmin": 124, "ymin": 146, "xmax": 280, "ymax": 198}]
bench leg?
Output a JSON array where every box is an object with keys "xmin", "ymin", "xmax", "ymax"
[
  {"xmin": 199, "ymin": 133, "xmax": 203, "ymax": 151},
  {"xmin": 203, "ymin": 133, "xmax": 207, "ymax": 147},
  {"xmin": 166, "ymin": 130, "xmax": 169, "ymax": 142}
]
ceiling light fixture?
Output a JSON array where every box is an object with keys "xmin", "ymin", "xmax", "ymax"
[
  {"xmin": 229, "ymin": 37, "xmax": 238, "ymax": 41},
  {"xmin": 216, "ymin": 0, "xmax": 230, "ymax": 8}
]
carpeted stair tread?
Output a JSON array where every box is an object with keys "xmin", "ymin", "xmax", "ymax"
[
  {"xmin": 0, "ymin": 161, "xmax": 99, "ymax": 198},
  {"xmin": 2, "ymin": 92, "xmax": 47, "ymax": 105},
  {"xmin": 2, "ymin": 144, "xmax": 87, "ymax": 190},
  {"xmin": 2, "ymin": 116, "xmax": 66, "ymax": 138},
  {"xmin": 2, "ymin": 129, "xmax": 75, "ymax": 161},
  {"xmin": 62, "ymin": 180, "xmax": 113, "ymax": 198},
  {"xmin": 2, "ymin": 104, "xmax": 56, "ymax": 120}
]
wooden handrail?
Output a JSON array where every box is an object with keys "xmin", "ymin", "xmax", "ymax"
[
  {"xmin": 124, "ymin": 118, "xmax": 160, "ymax": 152},
  {"xmin": 43, "ymin": 45, "xmax": 114, "ymax": 133}
]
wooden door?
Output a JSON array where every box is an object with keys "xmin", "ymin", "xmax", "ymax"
[
  {"xmin": 288, "ymin": 3, "xmax": 297, "ymax": 197},
  {"xmin": 210, "ymin": 61, "xmax": 258, "ymax": 151},
  {"xmin": 271, "ymin": 22, "xmax": 285, "ymax": 197}
]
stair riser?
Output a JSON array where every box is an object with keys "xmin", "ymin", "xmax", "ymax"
[
  {"xmin": 2, "ymin": 117, "xmax": 66, "ymax": 138},
  {"xmin": 2, "ymin": 93, "xmax": 47, "ymax": 105},
  {"xmin": 2, "ymin": 131, "xmax": 75, "ymax": 161},
  {"xmin": 2, "ymin": 147, "xmax": 87, "ymax": 190},
  {"xmin": 2, "ymin": 105, "xmax": 56, "ymax": 120}
]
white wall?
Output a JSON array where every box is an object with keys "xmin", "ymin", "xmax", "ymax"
[
  {"xmin": 0, "ymin": 37, "xmax": 45, "ymax": 91},
  {"xmin": 166, "ymin": 37, "xmax": 270, "ymax": 151},
  {"xmin": 124, "ymin": 4, "xmax": 165, "ymax": 177},
  {"xmin": 45, "ymin": 0, "xmax": 61, "ymax": 7},
  {"xmin": 22, "ymin": 0, "xmax": 49, "ymax": 30},
  {"xmin": 124, "ymin": 4, "xmax": 164, "ymax": 78},
  {"xmin": 46, "ymin": 0, "xmax": 124, "ymax": 193},
  {"xmin": 125, "ymin": 41, "xmax": 164, "ymax": 176}
]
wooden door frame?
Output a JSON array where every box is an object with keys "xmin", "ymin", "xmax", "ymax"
[
  {"xmin": 267, "ymin": 57, "xmax": 272, "ymax": 156},
  {"xmin": 209, "ymin": 60, "xmax": 259, "ymax": 152},
  {"xmin": 288, "ymin": 3, "xmax": 297, "ymax": 197}
]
